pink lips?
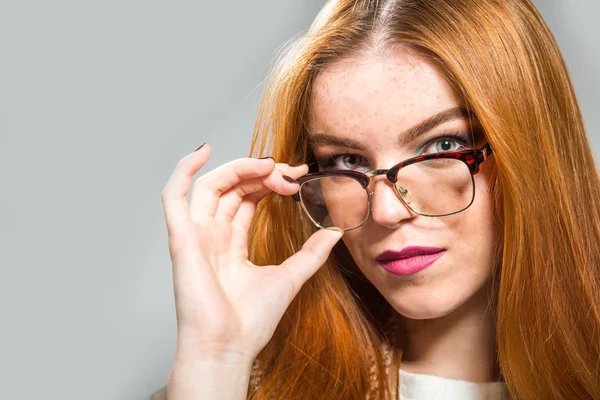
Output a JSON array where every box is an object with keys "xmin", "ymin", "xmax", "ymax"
[{"xmin": 376, "ymin": 246, "xmax": 446, "ymax": 276}]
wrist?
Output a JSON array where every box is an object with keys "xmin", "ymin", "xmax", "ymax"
[
  {"xmin": 167, "ymin": 352, "xmax": 254, "ymax": 400},
  {"xmin": 173, "ymin": 342, "xmax": 256, "ymax": 367}
]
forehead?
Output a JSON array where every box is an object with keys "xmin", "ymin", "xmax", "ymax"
[{"xmin": 307, "ymin": 49, "xmax": 463, "ymax": 136}]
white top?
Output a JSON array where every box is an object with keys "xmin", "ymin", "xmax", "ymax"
[{"xmin": 399, "ymin": 369, "xmax": 510, "ymax": 400}]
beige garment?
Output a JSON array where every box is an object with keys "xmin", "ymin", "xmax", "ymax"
[{"xmin": 399, "ymin": 369, "xmax": 510, "ymax": 400}]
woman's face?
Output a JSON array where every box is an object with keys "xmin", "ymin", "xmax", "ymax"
[{"xmin": 307, "ymin": 48, "xmax": 497, "ymax": 319}]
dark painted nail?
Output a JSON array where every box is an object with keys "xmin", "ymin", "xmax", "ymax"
[
  {"xmin": 258, "ymin": 156, "xmax": 274, "ymax": 161},
  {"xmin": 282, "ymin": 175, "xmax": 299, "ymax": 185},
  {"xmin": 194, "ymin": 143, "xmax": 206, "ymax": 152}
]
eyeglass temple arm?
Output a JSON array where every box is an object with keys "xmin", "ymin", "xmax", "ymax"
[{"xmin": 481, "ymin": 142, "xmax": 493, "ymax": 159}]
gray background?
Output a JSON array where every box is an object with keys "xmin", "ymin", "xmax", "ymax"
[{"xmin": 0, "ymin": 1, "xmax": 597, "ymax": 399}]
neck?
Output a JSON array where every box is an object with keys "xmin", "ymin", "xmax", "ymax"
[{"xmin": 397, "ymin": 282, "xmax": 501, "ymax": 383}]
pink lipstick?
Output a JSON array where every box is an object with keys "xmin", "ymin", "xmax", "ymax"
[{"xmin": 376, "ymin": 246, "xmax": 445, "ymax": 276}]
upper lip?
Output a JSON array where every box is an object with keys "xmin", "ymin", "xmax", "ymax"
[{"xmin": 375, "ymin": 246, "xmax": 445, "ymax": 262}]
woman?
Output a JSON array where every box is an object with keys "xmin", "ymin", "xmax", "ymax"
[{"xmin": 157, "ymin": 0, "xmax": 600, "ymax": 399}]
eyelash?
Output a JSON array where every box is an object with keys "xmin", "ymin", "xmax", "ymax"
[{"xmin": 316, "ymin": 131, "xmax": 474, "ymax": 172}]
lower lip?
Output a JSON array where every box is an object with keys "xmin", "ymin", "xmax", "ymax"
[{"xmin": 377, "ymin": 251, "xmax": 446, "ymax": 276}]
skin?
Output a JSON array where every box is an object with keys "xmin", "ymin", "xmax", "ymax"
[
  {"xmin": 307, "ymin": 46, "xmax": 500, "ymax": 382},
  {"xmin": 161, "ymin": 149, "xmax": 345, "ymax": 399}
]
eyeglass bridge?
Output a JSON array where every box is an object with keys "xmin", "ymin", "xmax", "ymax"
[{"xmin": 365, "ymin": 169, "xmax": 413, "ymax": 204}]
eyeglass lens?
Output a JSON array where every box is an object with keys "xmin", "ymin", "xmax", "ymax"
[{"xmin": 299, "ymin": 158, "xmax": 475, "ymax": 230}]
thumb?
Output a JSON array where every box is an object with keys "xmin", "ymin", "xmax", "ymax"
[{"xmin": 280, "ymin": 228, "xmax": 344, "ymax": 294}]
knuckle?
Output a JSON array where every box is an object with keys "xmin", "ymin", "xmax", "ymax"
[
  {"xmin": 227, "ymin": 158, "xmax": 246, "ymax": 170},
  {"xmin": 168, "ymin": 221, "xmax": 199, "ymax": 244},
  {"xmin": 193, "ymin": 176, "xmax": 219, "ymax": 197},
  {"xmin": 192, "ymin": 176, "xmax": 203, "ymax": 188},
  {"xmin": 285, "ymin": 280, "xmax": 299, "ymax": 300},
  {"xmin": 234, "ymin": 184, "xmax": 253, "ymax": 198},
  {"xmin": 304, "ymin": 251, "xmax": 321, "ymax": 267},
  {"xmin": 192, "ymin": 175, "xmax": 210, "ymax": 193},
  {"xmin": 175, "ymin": 156, "xmax": 187, "ymax": 169},
  {"xmin": 279, "ymin": 269, "xmax": 299, "ymax": 299}
]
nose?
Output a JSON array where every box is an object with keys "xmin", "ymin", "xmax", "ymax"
[{"xmin": 369, "ymin": 178, "xmax": 416, "ymax": 228}]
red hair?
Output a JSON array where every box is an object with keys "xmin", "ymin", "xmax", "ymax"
[{"xmin": 245, "ymin": 1, "xmax": 600, "ymax": 399}]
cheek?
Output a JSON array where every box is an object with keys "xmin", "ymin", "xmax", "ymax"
[
  {"xmin": 433, "ymin": 173, "xmax": 497, "ymax": 280},
  {"xmin": 397, "ymin": 182, "xmax": 497, "ymax": 317},
  {"xmin": 442, "ymin": 176, "xmax": 496, "ymax": 249},
  {"xmin": 339, "ymin": 231, "xmax": 368, "ymax": 261}
]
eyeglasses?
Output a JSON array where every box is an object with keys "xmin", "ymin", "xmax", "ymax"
[{"xmin": 291, "ymin": 142, "xmax": 493, "ymax": 231}]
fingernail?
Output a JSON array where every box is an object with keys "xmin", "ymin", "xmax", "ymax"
[
  {"xmin": 326, "ymin": 226, "xmax": 345, "ymax": 236},
  {"xmin": 194, "ymin": 143, "xmax": 206, "ymax": 152},
  {"xmin": 282, "ymin": 175, "xmax": 299, "ymax": 185},
  {"xmin": 258, "ymin": 156, "xmax": 274, "ymax": 161}
]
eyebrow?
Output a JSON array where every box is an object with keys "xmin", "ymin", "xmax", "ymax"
[{"xmin": 308, "ymin": 106, "xmax": 475, "ymax": 151}]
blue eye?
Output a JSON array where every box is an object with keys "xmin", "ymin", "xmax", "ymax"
[
  {"xmin": 317, "ymin": 153, "xmax": 370, "ymax": 172},
  {"xmin": 339, "ymin": 154, "xmax": 364, "ymax": 169},
  {"xmin": 420, "ymin": 134, "xmax": 471, "ymax": 155}
]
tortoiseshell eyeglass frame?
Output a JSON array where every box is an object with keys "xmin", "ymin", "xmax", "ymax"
[{"xmin": 291, "ymin": 142, "xmax": 493, "ymax": 231}]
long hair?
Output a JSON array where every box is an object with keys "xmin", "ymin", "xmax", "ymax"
[{"xmin": 243, "ymin": 1, "xmax": 600, "ymax": 399}]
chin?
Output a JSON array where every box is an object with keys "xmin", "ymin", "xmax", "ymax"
[{"xmin": 382, "ymin": 286, "xmax": 472, "ymax": 320}]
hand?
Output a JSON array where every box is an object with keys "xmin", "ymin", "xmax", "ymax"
[{"xmin": 161, "ymin": 144, "xmax": 344, "ymax": 364}]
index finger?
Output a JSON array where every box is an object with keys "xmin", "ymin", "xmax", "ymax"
[{"xmin": 191, "ymin": 156, "xmax": 277, "ymax": 218}]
